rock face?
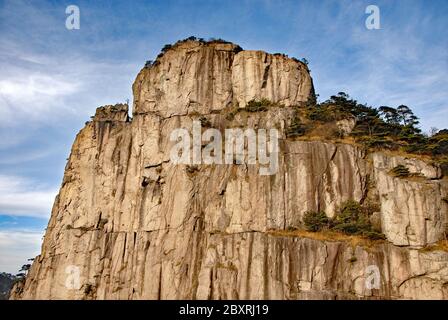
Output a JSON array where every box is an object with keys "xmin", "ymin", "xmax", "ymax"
[
  {"xmin": 372, "ymin": 154, "xmax": 447, "ymax": 247},
  {"xmin": 133, "ymin": 41, "xmax": 312, "ymax": 118},
  {"xmin": 11, "ymin": 40, "xmax": 448, "ymax": 300}
]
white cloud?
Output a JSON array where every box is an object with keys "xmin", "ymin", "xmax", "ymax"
[
  {"xmin": 0, "ymin": 74, "xmax": 79, "ymax": 123},
  {"xmin": 0, "ymin": 230, "xmax": 44, "ymax": 274},
  {"xmin": 0, "ymin": 75, "xmax": 78, "ymax": 100},
  {"xmin": 0, "ymin": 49, "xmax": 137, "ymax": 130},
  {"xmin": 0, "ymin": 175, "xmax": 57, "ymax": 218}
]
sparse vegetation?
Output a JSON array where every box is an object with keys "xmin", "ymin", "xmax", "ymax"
[
  {"xmin": 420, "ymin": 240, "xmax": 448, "ymax": 252},
  {"xmin": 0, "ymin": 258, "xmax": 36, "ymax": 299},
  {"xmin": 224, "ymin": 98, "xmax": 285, "ymax": 121},
  {"xmin": 267, "ymin": 229, "xmax": 382, "ymax": 248},
  {"xmin": 388, "ymin": 165, "xmax": 423, "ymax": 179},
  {"xmin": 332, "ymin": 200, "xmax": 385, "ymax": 240},
  {"xmin": 286, "ymin": 116, "xmax": 308, "ymax": 138},
  {"xmin": 301, "ymin": 200, "xmax": 385, "ymax": 241},
  {"xmin": 304, "ymin": 92, "xmax": 447, "ymax": 155},
  {"xmin": 303, "ymin": 211, "xmax": 329, "ymax": 232},
  {"xmin": 332, "ymin": 200, "xmax": 370, "ymax": 234},
  {"xmin": 161, "ymin": 43, "xmax": 172, "ymax": 52},
  {"xmin": 0, "ymin": 273, "xmax": 18, "ymax": 300},
  {"xmin": 361, "ymin": 230, "xmax": 387, "ymax": 240},
  {"xmin": 436, "ymin": 157, "xmax": 448, "ymax": 176},
  {"xmin": 225, "ymin": 107, "xmax": 240, "ymax": 121},
  {"xmin": 199, "ymin": 116, "xmax": 211, "ymax": 127},
  {"xmin": 245, "ymin": 99, "xmax": 271, "ymax": 112},
  {"xmin": 389, "ymin": 165, "xmax": 410, "ymax": 178},
  {"xmin": 149, "ymin": 36, "xmax": 242, "ymax": 65}
]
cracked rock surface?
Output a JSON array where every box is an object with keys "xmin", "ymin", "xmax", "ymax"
[{"xmin": 10, "ymin": 40, "xmax": 448, "ymax": 300}]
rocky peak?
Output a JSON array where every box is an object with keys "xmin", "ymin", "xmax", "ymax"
[
  {"xmin": 133, "ymin": 39, "xmax": 313, "ymax": 117},
  {"xmin": 10, "ymin": 40, "xmax": 448, "ymax": 300},
  {"xmin": 93, "ymin": 103, "xmax": 130, "ymax": 122}
]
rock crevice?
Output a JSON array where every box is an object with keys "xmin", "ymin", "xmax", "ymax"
[{"xmin": 11, "ymin": 40, "xmax": 448, "ymax": 300}]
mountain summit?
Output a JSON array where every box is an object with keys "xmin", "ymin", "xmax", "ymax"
[{"xmin": 11, "ymin": 39, "xmax": 448, "ymax": 300}]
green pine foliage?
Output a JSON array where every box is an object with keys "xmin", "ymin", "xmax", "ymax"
[
  {"xmin": 389, "ymin": 165, "xmax": 411, "ymax": 178},
  {"xmin": 286, "ymin": 116, "xmax": 307, "ymax": 138},
  {"xmin": 304, "ymin": 92, "xmax": 448, "ymax": 163},
  {"xmin": 303, "ymin": 211, "xmax": 329, "ymax": 232},
  {"xmin": 332, "ymin": 200, "xmax": 385, "ymax": 240},
  {"xmin": 199, "ymin": 116, "xmax": 211, "ymax": 127},
  {"xmin": 245, "ymin": 99, "xmax": 273, "ymax": 112},
  {"xmin": 302, "ymin": 200, "xmax": 386, "ymax": 240}
]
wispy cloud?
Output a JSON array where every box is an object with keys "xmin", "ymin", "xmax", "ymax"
[
  {"xmin": 0, "ymin": 48, "xmax": 136, "ymax": 128},
  {"xmin": 0, "ymin": 230, "xmax": 44, "ymax": 274},
  {"xmin": 0, "ymin": 175, "xmax": 57, "ymax": 218},
  {"xmin": 0, "ymin": 74, "xmax": 80, "ymax": 123},
  {"xmin": 272, "ymin": 0, "xmax": 447, "ymax": 132},
  {"xmin": 0, "ymin": 0, "xmax": 139, "ymax": 129}
]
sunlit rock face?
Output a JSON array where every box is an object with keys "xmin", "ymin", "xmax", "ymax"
[{"xmin": 10, "ymin": 40, "xmax": 448, "ymax": 300}]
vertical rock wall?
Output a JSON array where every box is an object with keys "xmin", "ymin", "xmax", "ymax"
[{"xmin": 11, "ymin": 40, "xmax": 448, "ymax": 300}]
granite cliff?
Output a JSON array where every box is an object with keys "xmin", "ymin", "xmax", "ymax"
[{"xmin": 11, "ymin": 39, "xmax": 448, "ymax": 300}]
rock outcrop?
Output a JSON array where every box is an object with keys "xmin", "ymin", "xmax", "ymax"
[{"xmin": 11, "ymin": 40, "xmax": 448, "ymax": 300}]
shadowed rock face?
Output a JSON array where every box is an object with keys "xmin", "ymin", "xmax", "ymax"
[{"xmin": 10, "ymin": 40, "xmax": 448, "ymax": 300}]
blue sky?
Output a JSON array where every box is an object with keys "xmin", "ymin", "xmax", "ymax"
[{"xmin": 0, "ymin": 0, "xmax": 447, "ymax": 273}]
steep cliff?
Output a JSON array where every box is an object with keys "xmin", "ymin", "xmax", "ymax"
[{"xmin": 11, "ymin": 40, "xmax": 448, "ymax": 300}]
